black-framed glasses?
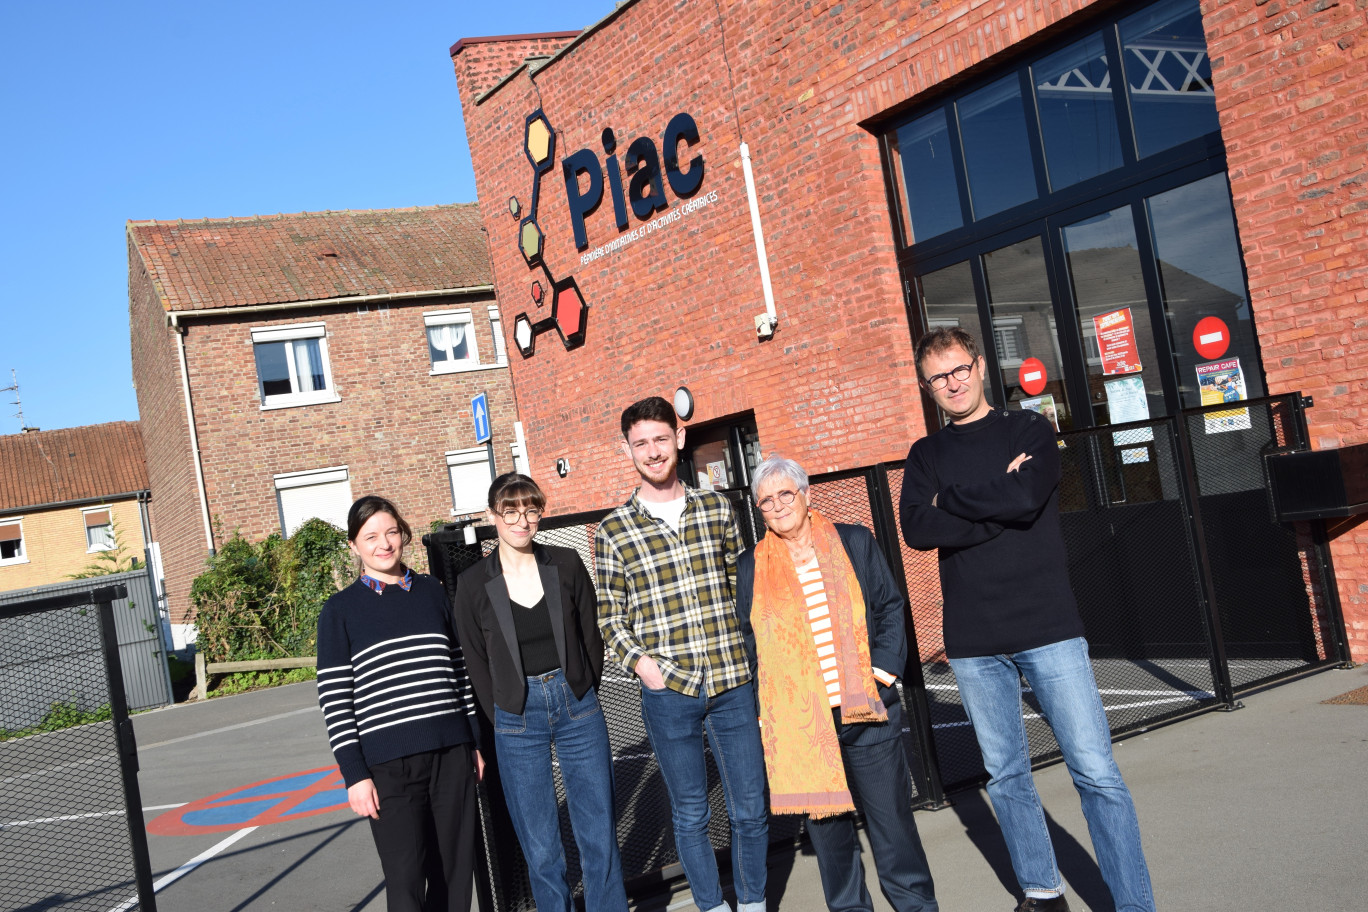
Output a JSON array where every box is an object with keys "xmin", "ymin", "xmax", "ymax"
[
  {"xmin": 498, "ymin": 507, "xmax": 543, "ymax": 524},
  {"xmin": 756, "ymin": 490, "xmax": 799, "ymax": 512},
  {"xmin": 923, "ymin": 362, "xmax": 975, "ymax": 390}
]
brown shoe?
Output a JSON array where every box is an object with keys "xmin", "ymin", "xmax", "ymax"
[{"xmin": 1015, "ymin": 897, "xmax": 1070, "ymax": 912}]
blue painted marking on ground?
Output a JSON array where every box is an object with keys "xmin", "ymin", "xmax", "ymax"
[
  {"xmin": 211, "ymin": 770, "xmax": 333, "ymax": 802},
  {"xmin": 283, "ymin": 788, "xmax": 349, "ymax": 817},
  {"xmin": 183, "ymin": 798, "xmax": 280, "ymax": 827}
]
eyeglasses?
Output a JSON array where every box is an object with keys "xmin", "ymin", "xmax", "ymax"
[
  {"xmin": 498, "ymin": 507, "xmax": 543, "ymax": 524},
  {"xmin": 756, "ymin": 489, "xmax": 799, "ymax": 512},
  {"xmin": 923, "ymin": 362, "xmax": 975, "ymax": 391}
]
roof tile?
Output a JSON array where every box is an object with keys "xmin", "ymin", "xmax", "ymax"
[
  {"xmin": 127, "ymin": 204, "xmax": 491, "ymax": 312},
  {"xmin": 0, "ymin": 422, "xmax": 149, "ymax": 512}
]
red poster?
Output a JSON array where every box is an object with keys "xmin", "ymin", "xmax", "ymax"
[{"xmin": 1093, "ymin": 307, "xmax": 1141, "ymax": 376}]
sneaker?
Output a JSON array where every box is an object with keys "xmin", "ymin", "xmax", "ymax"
[{"xmin": 1015, "ymin": 897, "xmax": 1070, "ymax": 912}]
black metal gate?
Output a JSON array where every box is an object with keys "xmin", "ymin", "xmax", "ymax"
[
  {"xmin": 426, "ymin": 392, "xmax": 1349, "ymax": 911},
  {"xmin": 0, "ymin": 585, "xmax": 158, "ymax": 912}
]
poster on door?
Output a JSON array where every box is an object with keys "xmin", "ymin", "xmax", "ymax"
[
  {"xmin": 1020, "ymin": 394, "xmax": 1060, "ymax": 432},
  {"xmin": 1093, "ymin": 307, "xmax": 1142, "ymax": 376},
  {"xmin": 1104, "ymin": 375, "xmax": 1154, "ymax": 461},
  {"xmin": 1196, "ymin": 357, "xmax": 1251, "ymax": 434}
]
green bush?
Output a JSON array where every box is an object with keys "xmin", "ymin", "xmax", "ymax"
[
  {"xmin": 192, "ymin": 519, "xmax": 351, "ymax": 664},
  {"xmin": 1, "ymin": 701, "xmax": 113, "ymax": 741},
  {"xmin": 210, "ymin": 665, "xmax": 318, "ymax": 698}
]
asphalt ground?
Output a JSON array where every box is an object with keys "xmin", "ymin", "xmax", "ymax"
[{"xmin": 33, "ymin": 662, "xmax": 1361, "ymax": 912}]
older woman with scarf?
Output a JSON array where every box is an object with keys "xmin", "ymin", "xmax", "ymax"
[{"xmin": 736, "ymin": 455, "xmax": 940, "ymax": 912}]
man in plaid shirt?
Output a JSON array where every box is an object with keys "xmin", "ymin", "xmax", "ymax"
[{"xmin": 596, "ymin": 396, "xmax": 768, "ymax": 912}]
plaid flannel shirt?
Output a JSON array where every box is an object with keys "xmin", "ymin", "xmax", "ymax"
[{"xmin": 594, "ymin": 487, "xmax": 751, "ymax": 697}]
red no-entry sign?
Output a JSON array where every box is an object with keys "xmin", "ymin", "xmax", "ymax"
[
  {"xmin": 1018, "ymin": 357, "xmax": 1048, "ymax": 396},
  {"xmin": 1193, "ymin": 316, "xmax": 1230, "ymax": 360}
]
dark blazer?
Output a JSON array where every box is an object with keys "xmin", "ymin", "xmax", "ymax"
[
  {"xmin": 736, "ymin": 522, "xmax": 909, "ymax": 747},
  {"xmin": 453, "ymin": 543, "xmax": 606, "ymax": 717}
]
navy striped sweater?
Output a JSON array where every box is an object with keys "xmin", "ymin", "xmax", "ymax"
[{"xmin": 316, "ymin": 574, "xmax": 479, "ymax": 787}]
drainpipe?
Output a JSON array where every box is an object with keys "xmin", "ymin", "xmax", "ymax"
[
  {"xmin": 739, "ymin": 142, "xmax": 778, "ymax": 339},
  {"xmin": 171, "ymin": 314, "xmax": 216, "ymax": 555}
]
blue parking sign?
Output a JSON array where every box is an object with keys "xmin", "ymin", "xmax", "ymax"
[{"xmin": 472, "ymin": 392, "xmax": 491, "ymax": 444}]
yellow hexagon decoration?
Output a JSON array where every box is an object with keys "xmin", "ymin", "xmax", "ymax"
[{"xmin": 526, "ymin": 118, "xmax": 552, "ymax": 166}]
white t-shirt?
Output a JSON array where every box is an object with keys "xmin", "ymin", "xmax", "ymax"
[{"xmin": 640, "ymin": 495, "xmax": 687, "ymax": 534}]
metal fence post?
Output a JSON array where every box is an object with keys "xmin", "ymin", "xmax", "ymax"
[
  {"xmin": 95, "ymin": 584, "xmax": 159, "ymax": 912},
  {"xmin": 1169, "ymin": 418, "xmax": 1241, "ymax": 710},
  {"xmin": 868, "ymin": 464, "xmax": 949, "ymax": 808}
]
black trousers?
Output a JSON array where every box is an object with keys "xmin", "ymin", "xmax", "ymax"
[
  {"xmin": 368, "ymin": 743, "xmax": 477, "ymax": 912},
  {"xmin": 805, "ymin": 735, "xmax": 939, "ymax": 912}
]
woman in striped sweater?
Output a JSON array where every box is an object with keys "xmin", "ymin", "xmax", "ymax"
[{"xmin": 316, "ymin": 495, "xmax": 483, "ymax": 912}]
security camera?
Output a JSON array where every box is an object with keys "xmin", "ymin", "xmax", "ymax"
[{"xmin": 755, "ymin": 314, "xmax": 777, "ymax": 339}]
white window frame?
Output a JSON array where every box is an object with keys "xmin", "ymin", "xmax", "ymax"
[
  {"xmin": 251, "ymin": 322, "xmax": 340, "ymax": 410},
  {"xmin": 0, "ymin": 517, "xmax": 28, "ymax": 566},
  {"xmin": 425, "ymin": 308, "xmax": 508, "ymax": 375},
  {"xmin": 425, "ymin": 309, "xmax": 480, "ymax": 374},
  {"xmin": 487, "ymin": 306, "xmax": 509, "ymax": 365},
  {"xmin": 82, "ymin": 506, "xmax": 116, "ymax": 553},
  {"xmin": 447, "ymin": 448, "xmax": 494, "ymax": 516},
  {"xmin": 274, "ymin": 466, "xmax": 352, "ymax": 536}
]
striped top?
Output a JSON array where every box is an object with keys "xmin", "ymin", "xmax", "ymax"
[
  {"xmin": 316, "ymin": 574, "xmax": 478, "ymax": 787},
  {"xmin": 797, "ymin": 557, "xmax": 897, "ymax": 707}
]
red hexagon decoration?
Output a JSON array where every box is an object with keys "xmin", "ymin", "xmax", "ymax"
[
  {"xmin": 531, "ymin": 280, "xmax": 544, "ymax": 306},
  {"xmin": 552, "ymin": 280, "xmax": 587, "ymax": 349}
]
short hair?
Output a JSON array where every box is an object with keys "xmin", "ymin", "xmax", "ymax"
[
  {"xmin": 346, "ymin": 495, "xmax": 413, "ymax": 549},
  {"xmin": 750, "ymin": 455, "xmax": 810, "ymax": 501},
  {"xmin": 487, "ymin": 472, "xmax": 547, "ymax": 513},
  {"xmin": 914, "ymin": 327, "xmax": 983, "ymax": 380},
  {"xmin": 620, "ymin": 396, "xmax": 678, "ymax": 438}
]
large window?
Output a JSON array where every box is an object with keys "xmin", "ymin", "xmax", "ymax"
[
  {"xmin": 426, "ymin": 306, "xmax": 510, "ymax": 374},
  {"xmin": 447, "ymin": 449, "xmax": 494, "ymax": 516},
  {"xmin": 252, "ymin": 323, "xmax": 338, "ymax": 409},
  {"xmin": 887, "ymin": 0, "xmax": 1261, "ymax": 432},
  {"xmin": 275, "ymin": 467, "xmax": 353, "ymax": 535},
  {"xmin": 0, "ymin": 519, "xmax": 26, "ymax": 564}
]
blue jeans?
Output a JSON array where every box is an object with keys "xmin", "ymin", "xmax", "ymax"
[
  {"xmin": 805, "ymin": 729, "xmax": 938, "ymax": 912},
  {"xmin": 949, "ymin": 637, "xmax": 1155, "ymax": 912},
  {"xmin": 640, "ymin": 680, "xmax": 768, "ymax": 912},
  {"xmin": 493, "ymin": 669, "xmax": 628, "ymax": 912}
]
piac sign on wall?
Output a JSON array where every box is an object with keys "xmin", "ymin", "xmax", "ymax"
[{"xmin": 508, "ymin": 109, "xmax": 714, "ymax": 358}]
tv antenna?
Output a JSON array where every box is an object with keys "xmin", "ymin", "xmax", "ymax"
[{"xmin": 3, "ymin": 369, "xmax": 26, "ymax": 431}]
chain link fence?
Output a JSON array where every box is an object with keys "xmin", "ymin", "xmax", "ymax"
[
  {"xmin": 0, "ymin": 585, "xmax": 157, "ymax": 912},
  {"xmin": 426, "ymin": 392, "xmax": 1348, "ymax": 911}
]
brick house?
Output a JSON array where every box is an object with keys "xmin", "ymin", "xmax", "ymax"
[
  {"xmin": 451, "ymin": 0, "xmax": 1368, "ymax": 658},
  {"xmin": 128, "ymin": 205, "xmax": 520, "ymax": 647},
  {"xmin": 0, "ymin": 422, "xmax": 151, "ymax": 590}
]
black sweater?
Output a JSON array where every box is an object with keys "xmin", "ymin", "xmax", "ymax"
[
  {"xmin": 899, "ymin": 407, "xmax": 1085, "ymax": 658},
  {"xmin": 316, "ymin": 574, "xmax": 479, "ymax": 787}
]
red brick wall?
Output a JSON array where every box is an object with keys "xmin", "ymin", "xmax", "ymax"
[
  {"xmin": 128, "ymin": 234, "xmax": 209, "ymax": 627},
  {"xmin": 181, "ymin": 295, "xmax": 518, "ymax": 551},
  {"xmin": 456, "ymin": 0, "xmax": 1367, "ymax": 658},
  {"xmin": 1205, "ymin": 0, "xmax": 1368, "ymax": 659}
]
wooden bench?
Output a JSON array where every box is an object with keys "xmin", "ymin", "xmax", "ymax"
[{"xmin": 194, "ymin": 655, "xmax": 316, "ymax": 701}]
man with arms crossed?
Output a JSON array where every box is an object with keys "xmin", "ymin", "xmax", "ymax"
[
  {"xmin": 595, "ymin": 396, "xmax": 768, "ymax": 912},
  {"xmin": 900, "ymin": 328, "xmax": 1155, "ymax": 912}
]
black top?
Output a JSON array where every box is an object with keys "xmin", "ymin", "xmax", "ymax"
[
  {"xmin": 899, "ymin": 407, "xmax": 1085, "ymax": 658},
  {"xmin": 316, "ymin": 574, "xmax": 480, "ymax": 787},
  {"xmin": 510, "ymin": 594, "xmax": 560, "ymax": 676},
  {"xmin": 453, "ymin": 544, "xmax": 606, "ymax": 717},
  {"xmin": 735, "ymin": 522, "xmax": 909, "ymax": 748}
]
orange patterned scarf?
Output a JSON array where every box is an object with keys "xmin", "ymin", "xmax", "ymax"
[{"xmin": 751, "ymin": 509, "xmax": 886, "ymax": 818}]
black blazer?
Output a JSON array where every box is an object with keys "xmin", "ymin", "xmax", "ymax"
[
  {"xmin": 736, "ymin": 522, "xmax": 909, "ymax": 747},
  {"xmin": 453, "ymin": 543, "xmax": 606, "ymax": 717}
]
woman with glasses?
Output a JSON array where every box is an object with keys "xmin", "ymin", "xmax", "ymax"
[
  {"xmin": 452, "ymin": 473, "xmax": 628, "ymax": 912},
  {"xmin": 736, "ymin": 455, "xmax": 940, "ymax": 912}
]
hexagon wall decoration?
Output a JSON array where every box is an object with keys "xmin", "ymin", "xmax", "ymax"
[{"xmin": 511, "ymin": 108, "xmax": 591, "ymax": 356}]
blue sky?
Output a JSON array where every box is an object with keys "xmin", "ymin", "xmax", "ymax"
[{"xmin": 0, "ymin": 0, "xmax": 613, "ymax": 435}]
